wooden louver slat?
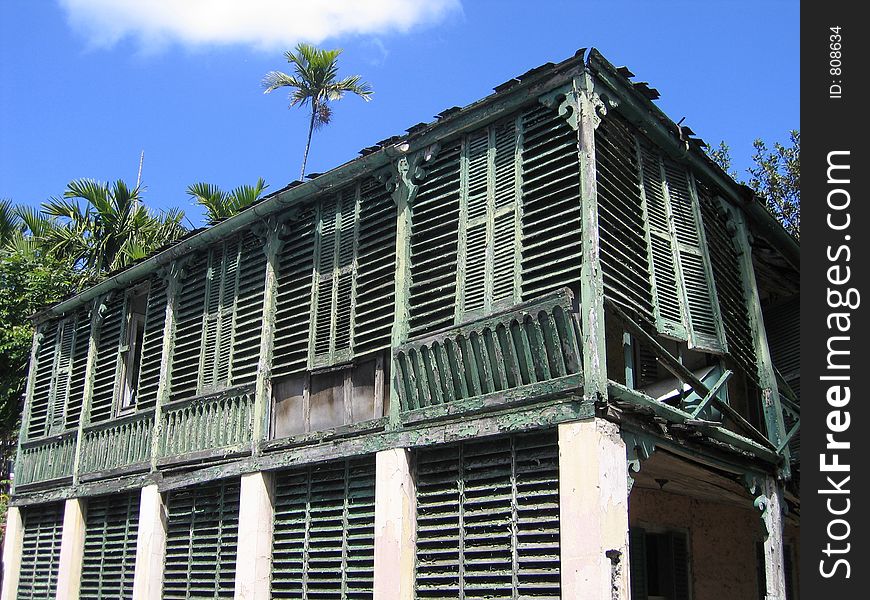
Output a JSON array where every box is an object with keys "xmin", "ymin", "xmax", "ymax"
[
  {"xmin": 415, "ymin": 430, "xmax": 561, "ymax": 598},
  {"xmin": 271, "ymin": 456, "xmax": 376, "ymax": 598},
  {"xmin": 80, "ymin": 492, "xmax": 140, "ymax": 600},
  {"xmin": 17, "ymin": 502, "xmax": 64, "ymax": 600},
  {"xmin": 163, "ymin": 479, "xmax": 240, "ymax": 599}
]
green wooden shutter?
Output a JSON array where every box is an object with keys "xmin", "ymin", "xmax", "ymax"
[
  {"xmin": 46, "ymin": 318, "xmax": 75, "ymax": 434},
  {"xmin": 272, "ymin": 204, "xmax": 316, "ymax": 378},
  {"xmin": 595, "ymin": 115, "xmax": 655, "ymax": 322},
  {"xmin": 664, "ymin": 161, "xmax": 725, "ymax": 352},
  {"xmin": 519, "ymin": 104, "xmax": 583, "ymax": 301},
  {"xmin": 17, "ymin": 502, "xmax": 64, "ymax": 600},
  {"xmin": 409, "ymin": 139, "xmax": 462, "ymax": 337},
  {"xmin": 163, "ymin": 479, "xmax": 240, "ymax": 599},
  {"xmin": 27, "ymin": 322, "xmax": 58, "ymax": 438},
  {"xmin": 628, "ymin": 528, "xmax": 648, "ymax": 600},
  {"xmin": 229, "ymin": 232, "xmax": 266, "ymax": 386},
  {"xmin": 65, "ymin": 309, "xmax": 92, "ymax": 428},
  {"xmin": 135, "ymin": 275, "xmax": 167, "ymax": 411},
  {"xmin": 170, "ymin": 253, "xmax": 208, "ymax": 400},
  {"xmin": 353, "ymin": 176, "xmax": 397, "ymax": 355},
  {"xmin": 215, "ymin": 237, "xmax": 241, "ymax": 385},
  {"xmin": 90, "ymin": 295, "xmax": 125, "ymax": 423},
  {"xmin": 638, "ymin": 144, "xmax": 686, "ymax": 340},
  {"xmin": 460, "ymin": 128, "xmax": 490, "ymax": 317},
  {"xmin": 80, "ymin": 492, "xmax": 140, "ymax": 599},
  {"xmin": 271, "ymin": 457, "xmax": 376, "ymax": 598},
  {"xmin": 313, "ymin": 193, "xmax": 339, "ymax": 363},
  {"xmin": 415, "ymin": 430, "xmax": 560, "ymax": 598},
  {"xmin": 671, "ymin": 531, "xmax": 690, "ymax": 600}
]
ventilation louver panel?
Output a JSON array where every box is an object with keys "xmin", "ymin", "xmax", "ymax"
[
  {"xmin": 415, "ymin": 430, "xmax": 561, "ymax": 598},
  {"xmin": 272, "ymin": 204, "xmax": 316, "ymax": 378},
  {"xmin": 595, "ymin": 116, "xmax": 655, "ymax": 322},
  {"xmin": 271, "ymin": 457, "xmax": 376, "ymax": 598},
  {"xmin": 353, "ymin": 177, "xmax": 397, "ymax": 355},
  {"xmin": 229, "ymin": 232, "xmax": 266, "ymax": 386},
  {"xmin": 80, "ymin": 492, "xmax": 140, "ymax": 600},
  {"xmin": 170, "ymin": 253, "xmax": 208, "ymax": 400},
  {"xmin": 163, "ymin": 479, "xmax": 240, "ymax": 599},
  {"xmin": 89, "ymin": 294, "xmax": 125, "ymax": 423},
  {"xmin": 27, "ymin": 321, "xmax": 59, "ymax": 438},
  {"xmin": 136, "ymin": 275, "xmax": 167, "ymax": 411},
  {"xmin": 17, "ymin": 502, "xmax": 64, "ymax": 600},
  {"xmin": 409, "ymin": 140, "xmax": 462, "ymax": 337},
  {"xmin": 519, "ymin": 104, "xmax": 582, "ymax": 301}
]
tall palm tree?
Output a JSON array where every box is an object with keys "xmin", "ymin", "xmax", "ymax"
[
  {"xmin": 186, "ymin": 178, "xmax": 268, "ymax": 226},
  {"xmin": 263, "ymin": 43, "xmax": 373, "ymax": 180}
]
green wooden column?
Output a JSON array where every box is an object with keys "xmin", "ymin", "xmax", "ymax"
[
  {"xmin": 730, "ymin": 204, "xmax": 790, "ymax": 475},
  {"xmin": 71, "ymin": 298, "xmax": 102, "ymax": 485}
]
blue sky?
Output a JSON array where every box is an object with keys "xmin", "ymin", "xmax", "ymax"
[{"xmin": 0, "ymin": 1, "xmax": 799, "ymax": 226}]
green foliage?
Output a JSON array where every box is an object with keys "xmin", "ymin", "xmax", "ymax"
[
  {"xmin": 263, "ymin": 43, "xmax": 373, "ymax": 180},
  {"xmin": 707, "ymin": 130, "xmax": 800, "ymax": 240},
  {"xmin": 187, "ymin": 178, "xmax": 268, "ymax": 226}
]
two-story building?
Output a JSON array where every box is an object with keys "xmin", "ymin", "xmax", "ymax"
[{"xmin": 1, "ymin": 48, "xmax": 799, "ymax": 600}]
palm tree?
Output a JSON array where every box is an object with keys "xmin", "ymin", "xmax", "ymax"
[
  {"xmin": 263, "ymin": 43, "xmax": 373, "ymax": 180},
  {"xmin": 186, "ymin": 178, "xmax": 268, "ymax": 226}
]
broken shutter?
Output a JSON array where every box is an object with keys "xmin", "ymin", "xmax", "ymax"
[
  {"xmin": 17, "ymin": 502, "xmax": 64, "ymax": 600},
  {"xmin": 272, "ymin": 205, "xmax": 316, "ymax": 378},
  {"xmin": 163, "ymin": 479, "xmax": 240, "ymax": 599},
  {"xmin": 595, "ymin": 115, "xmax": 655, "ymax": 322},
  {"xmin": 80, "ymin": 492, "xmax": 140, "ymax": 599},
  {"xmin": 89, "ymin": 294, "xmax": 125, "ymax": 423},
  {"xmin": 519, "ymin": 103, "xmax": 583, "ymax": 301},
  {"xmin": 271, "ymin": 457, "xmax": 376, "ymax": 597},
  {"xmin": 409, "ymin": 139, "xmax": 462, "ymax": 337},
  {"xmin": 135, "ymin": 275, "xmax": 168, "ymax": 411},
  {"xmin": 171, "ymin": 253, "xmax": 208, "ymax": 400},
  {"xmin": 415, "ymin": 430, "xmax": 560, "ymax": 598},
  {"xmin": 27, "ymin": 321, "xmax": 59, "ymax": 439}
]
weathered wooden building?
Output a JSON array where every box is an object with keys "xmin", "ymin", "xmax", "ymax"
[{"xmin": 1, "ymin": 48, "xmax": 800, "ymax": 600}]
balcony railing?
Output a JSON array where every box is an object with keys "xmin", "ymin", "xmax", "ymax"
[
  {"xmin": 157, "ymin": 384, "xmax": 255, "ymax": 460},
  {"xmin": 79, "ymin": 409, "xmax": 154, "ymax": 477},
  {"xmin": 16, "ymin": 430, "xmax": 77, "ymax": 486},
  {"xmin": 393, "ymin": 288, "xmax": 583, "ymax": 421}
]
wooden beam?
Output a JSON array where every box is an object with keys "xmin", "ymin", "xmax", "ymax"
[{"xmin": 689, "ymin": 369, "xmax": 732, "ymax": 418}]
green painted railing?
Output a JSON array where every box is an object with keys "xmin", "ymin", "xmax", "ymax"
[
  {"xmin": 79, "ymin": 409, "xmax": 154, "ymax": 476},
  {"xmin": 16, "ymin": 430, "xmax": 77, "ymax": 486},
  {"xmin": 157, "ymin": 385, "xmax": 255, "ymax": 459},
  {"xmin": 394, "ymin": 288, "xmax": 582, "ymax": 413}
]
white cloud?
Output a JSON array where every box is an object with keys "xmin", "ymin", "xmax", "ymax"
[{"xmin": 58, "ymin": 0, "xmax": 460, "ymax": 51}]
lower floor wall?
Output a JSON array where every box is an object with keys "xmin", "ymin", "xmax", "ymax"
[{"xmin": 1, "ymin": 419, "xmax": 794, "ymax": 600}]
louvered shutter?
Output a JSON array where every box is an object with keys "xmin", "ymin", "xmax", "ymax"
[
  {"xmin": 313, "ymin": 194, "xmax": 338, "ymax": 363},
  {"xmin": 595, "ymin": 116, "xmax": 655, "ymax": 322},
  {"xmin": 135, "ymin": 275, "xmax": 167, "ymax": 411},
  {"xmin": 170, "ymin": 253, "xmax": 208, "ymax": 400},
  {"xmin": 200, "ymin": 245, "xmax": 225, "ymax": 389},
  {"xmin": 334, "ymin": 187, "xmax": 358, "ymax": 356},
  {"xmin": 639, "ymin": 144, "xmax": 686, "ymax": 340},
  {"xmin": 46, "ymin": 318, "xmax": 75, "ymax": 434},
  {"xmin": 664, "ymin": 161, "xmax": 724, "ymax": 352},
  {"xmin": 228, "ymin": 232, "xmax": 266, "ymax": 386},
  {"xmin": 461, "ymin": 128, "xmax": 490, "ymax": 317},
  {"xmin": 272, "ymin": 204, "xmax": 316, "ymax": 378},
  {"xmin": 409, "ymin": 140, "xmax": 462, "ymax": 337},
  {"xmin": 90, "ymin": 295, "xmax": 125, "ymax": 423},
  {"xmin": 163, "ymin": 479, "xmax": 240, "ymax": 599},
  {"xmin": 353, "ymin": 177, "xmax": 397, "ymax": 355},
  {"xmin": 671, "ymin": 531, "xmax": 690, "ymax": 600},
  {"xmin": 27, "ymin": 322, "xmax": 58, "ymax": 438},
  {"xmin": 415, "ymin": 430, "xmax": 560, "ymax": 598},
  {"xmin": 271, "ymin": 457, "xmax": 376, "ymax": 597},
  {"xmin": 65, "ymin": 309, "xmax": 91, "ymax": 429},
  {"xmin": 519, "ymin": 104, "xmax": 583, "ymax": 301},
  {"xmin": 80, "ymin": 492, "xmax": 140, "ymax": 599},
  {"xmin": 17, "ymin": 502, "xmax": 64, "ymax": 600},
  {"xmin": 215, "ymin": 237, "xmax": 241, "ymax": 384},
  {"xmin": 628, "ymin": 528, "xmax": 648, "ymax": 600}
]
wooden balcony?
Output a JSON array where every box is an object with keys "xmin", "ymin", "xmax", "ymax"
[
  {"xmin": 16, "ymin": 430, "xmax": 77, "ymax": 487},
  {"xmin": 79, "ymin": 409, "xmax": 154, "ymax": 479}
]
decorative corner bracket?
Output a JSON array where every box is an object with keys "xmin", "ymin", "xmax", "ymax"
[
  {"xmin": 742, "ymin": 473, "xmax": 785, "ymax": 536},
  {"xmin": 623, "ymin": 430, "xmax": 658, "ymax": 492}
]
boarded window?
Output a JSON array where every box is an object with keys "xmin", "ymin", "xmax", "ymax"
[
  {"xmin": 17, "ymin": 502, "xmax": 64, "ymax": 600},
  {"xmin": 80, "ymin": 492, "xmax": 140, "ymax": 599},
  {"xmin": 629, "ymin": 528, "xmax": 690, "ymax": 600},
  {"xmin": 163, "ymin": 479, "xmax": 240, "ymax": 599},
  {"xmin": 271, "ymin": 457, "xmax": 376, "ymax": 597},
  {"xmin": 415, "ymin": 430, "xmax": 561, "ymax": 598}
]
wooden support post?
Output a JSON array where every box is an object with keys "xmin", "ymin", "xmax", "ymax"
[
  {"xmin": 760, "ymin": 476, "xmax": 787, "ymax": 600},
  {"xmin": 150, "ymin": 262, "xmax": 183, "ymax": 469},
  {"xmin": 132, "ymin": 485, "xmax": 168, "ymax": 600},
  {"xmin": 253, "ymin": 220, "xmax": 283, "ymax": 450},
  {"xmin": 0, "ymin": 506, "xmax": 25, "ymax": 600},
  {"xmin": 373, "ymin": 448, "xmax": 416, "ymax": 600},
  {"xmin": 234, "ymin": 471, "xmax": 275, "ymax": 599},
  {"xmin": 55, "ymin": 498, "xmax": 87, "ymax": 600},
  {"xmin": 575, "ymin": 77, "xmax": 608, "ymax": 403},
  {"xmin": 559, "ymin": 419, "xmax": 630, "ymax": 599}
]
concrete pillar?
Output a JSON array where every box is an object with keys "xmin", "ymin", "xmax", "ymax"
[
  {"xmin": 234, "ymin": 472, "xmax": 275, "ymax": 599},
  {"xmin": 373, "ymin": 448, "xmax": 416, "ymax": 600},
  {"xmin": 55, "ymin": 498, "xmax": 86, "ymax": 600},
  {"xmin": 1, "ymin": 506, "xmax": 25, "ymax": 600},
  {"xmin": 559, "ymin": 419, "xmax": 630, "ymax": 599},
  {"xmin": 761, "ymin": 476, "xmax": 787, "ymax": 600},
  {"xmin": 132, "ymin": 485, "xmax": 167, "ymax": 600}
]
